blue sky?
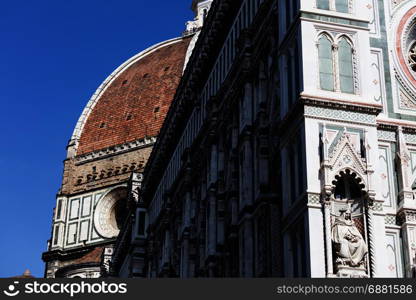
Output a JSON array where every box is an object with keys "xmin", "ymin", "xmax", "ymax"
[{"xmin": 0, "ymin": 0, "xmax": 192, "ymax": 278}]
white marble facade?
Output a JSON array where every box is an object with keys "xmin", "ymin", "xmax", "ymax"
[
  {"xmin": 47, "ymin": 0, "xmax": 416, "ymax": 278},
  {"xmin": 130, "ymin": 0, "xmax": 416, "ymax": 278},
  {"xmin": 50, "ymin": 185, "xmax": 128, "ymax": 252},
  {"xmin": 292, "ymin": 0, "xmax": 416, "ymax": 277}
]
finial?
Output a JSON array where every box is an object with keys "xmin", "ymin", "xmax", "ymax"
[{"xmin": 184, "ymin": 0, "xmax": 213, "ymax": 35}]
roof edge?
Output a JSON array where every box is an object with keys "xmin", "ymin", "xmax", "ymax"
[{"xmin": 67, "ymin": 36, "xmax": 188, "ymax": 158}]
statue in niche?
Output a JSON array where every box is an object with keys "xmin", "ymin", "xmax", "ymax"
[{"xmin": 332, "ymin": 208, "xmax": 368, "ymax": 267}]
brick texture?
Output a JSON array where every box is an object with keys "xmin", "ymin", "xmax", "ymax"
[
  {"xmin": 61, "ymin": 146, "xmax": 152, "ymax": 195},
  {"xmin": 77, "ymin": 37, "xmax": 191, "ymax": 155},
  {"xmin": 72, "ymin": 247, "xmax": 104, "ymax": 265},
  {"xmin": 54, "ymin": 246, "xmax": 104, "ymax": 271}
]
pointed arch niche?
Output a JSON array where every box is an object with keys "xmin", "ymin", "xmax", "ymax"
[
  {"xmin": 333, "ymin": 169, "xmax": 365, "ymax": 201},
  {"xmin": 320, "ymin": 127, "xmax": 377, "ymax": 277},
  {"xmin": 325, "ymin": 169, "xmax": 370, "ymax": 277}
]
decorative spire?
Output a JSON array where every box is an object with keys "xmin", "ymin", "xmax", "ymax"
[
  {"xmin": 184, "ymin": 0, "xmax": 213, "ymax": 35},
  {"xmin": 398, "ymin": 126, "xmax": 411, "ymax": 164},
  {"xmin": 396, "ymin": 126, "xmax": 414, "ymax": 205}
]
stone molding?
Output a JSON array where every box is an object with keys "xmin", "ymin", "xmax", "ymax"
[{"xmin": 74, "ymin": 137, "xmax": 156, "ymax": 166}]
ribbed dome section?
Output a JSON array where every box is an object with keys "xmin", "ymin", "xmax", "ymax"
[{"xmin": 76, "ymin": 37, "xmax": 191, "ymax": 155}]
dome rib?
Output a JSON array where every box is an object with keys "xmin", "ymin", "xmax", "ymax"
[{"xmin": 68, "ymin": 36, "xmax": 191, "ymax": 157}]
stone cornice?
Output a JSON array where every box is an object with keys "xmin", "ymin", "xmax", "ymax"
[
  {"xmin": 377, "ymin": 117, "xmax": 416, "ymax": 134},
  {"xmin": 301, "ymin": 94, "xmax": 383, "ymax": 115},
  {"xmin": 42, "ymin": 241, "xmax": 114, "ymax": 263},
  {"xmin": 300, "ymin": 11, "xmax": 369, "ymax": 29},
  {"xmin": 74, "ymin": 137, "xmax": 156, "ymax": 166},
  {"xmin": 57, "ymin": 182, "xmax": 127, "ymax": 200},
  {"xmin": 55, "ymin": 262, "xmax": 101, "ymax": 278}
]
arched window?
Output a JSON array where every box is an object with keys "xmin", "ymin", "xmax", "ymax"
[
  {"xmin": 338, "ymin": 37, "xmax": 354, "ymax": 93},
  {"xmin": 318, "ymin": 35, "xmax": 334, "ymax": 91},
  {"xmin": 317, "ymin": 0, "xmax": 351, "ymax": 13},
  {"xmin": 335, "ymin": 0, "xmax": 349, "ymax": 13},
  {"xmin": 317, "ymin": 0, "xmax": 330, "ymax": 10}
]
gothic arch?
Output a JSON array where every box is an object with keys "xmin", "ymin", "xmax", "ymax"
[
  {"xmin": 332, "ymin": 167, "xmax": 367, "ymax": 205},
  {"xmin": 336, "ymin": 34, "xmax": 357, "ymax": 94},
  {"xmin": 325, "ymin": 168, "xmax": 370, "ymax": 277},
  {"xmin": 316, "ymin": 31, "xmax": 335, "ymax": 44},
  {"xmin": 335, "ymin": 34, "xmax": 354, "ymax": 47},
  {"xmin": 317, "ymin": 33, "xmax": 335, "ymax": 91},
  {"xmin": 332, "ymin": 168, "xmax": 366, "ymax": 189}
]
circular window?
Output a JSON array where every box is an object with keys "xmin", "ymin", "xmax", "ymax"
[
  {"xmin": 395, "ymin": 7, "xmax": 416, "ymax": 85},
  {"xmin": 406, "ymin": 19, "xmax": 416, "ymax": 73},
  {"xmin": 94, "ymin": 187, "xmax": 128, "ymax": 238},
  {"xmin": 110, "ymin": 196, "xmax": 128, "ymax": 230}
]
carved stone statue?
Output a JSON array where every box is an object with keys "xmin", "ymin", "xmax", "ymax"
[{"xmin": 332, "ymin": 209, "xmax": 368, "ymax": 267}]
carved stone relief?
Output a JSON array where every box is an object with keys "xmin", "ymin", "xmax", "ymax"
[
  {"xmin": 321, "ymin": 127, "xmax": 374, "ymax": 277},
  {"xmin": 93, "ymin": 187, "xmax": 128, "ymax": 239},
  {"xmin": 392, "ymin": 0, "xmax": 406, "ymax": 7},
  {"xmin": 399, "ymin": 88, "xmax": 416, "ymax": 109},
  {"xmin": 331, "ymin": 200, "xmax": 368, "ymax": 276}
]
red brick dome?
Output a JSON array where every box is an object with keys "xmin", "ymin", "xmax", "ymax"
[{"xmin": 72, "ymin": 37, "xmax": 191, "ymax": 155}]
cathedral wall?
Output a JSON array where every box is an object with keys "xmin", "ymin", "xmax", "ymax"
[
  {"xmin": 45, "ymin": 143, "xmax": 153, "ymax": 278},
  {"xmin": 137, "ymin": 0, "xmax": 416, "ymax": 279},
  {"xmin": 300, "ymin": 15, "xmax": 374, "ymax": 105},
  {"xmin": 301, "ymin": 0, "xmax": 372, "ymax": 21},
  {"xmin": 93, "ymin": 0, "xmax": 416, "ymax": 279},
  {"xmin": 307, "ymin": 207, "xmax": 326, "ymax": 277},
  {"xmin": 141, "ymin": 0, "xmax": 281, "ymax": 278},
  {"xmin": 61, "ymin": 145, "xmax": 152, "ymax": 195},
  {"xmin": 52, "ymin": 187, "xmax": 118, "ymax": 251}
]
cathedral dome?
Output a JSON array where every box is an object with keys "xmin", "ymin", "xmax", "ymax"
[{"xmin": 70, "ymin": 36, "xmax": 191, "ymax": 156}]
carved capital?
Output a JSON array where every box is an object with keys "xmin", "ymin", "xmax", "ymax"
[{"xmin": 398, "ymin": 210, "xmax": 416, "ymax": 225}]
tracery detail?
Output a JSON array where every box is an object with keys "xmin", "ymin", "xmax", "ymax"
[{"xmin": 409, "ymin": 42, "xmax": 416, "ymax": 73}]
